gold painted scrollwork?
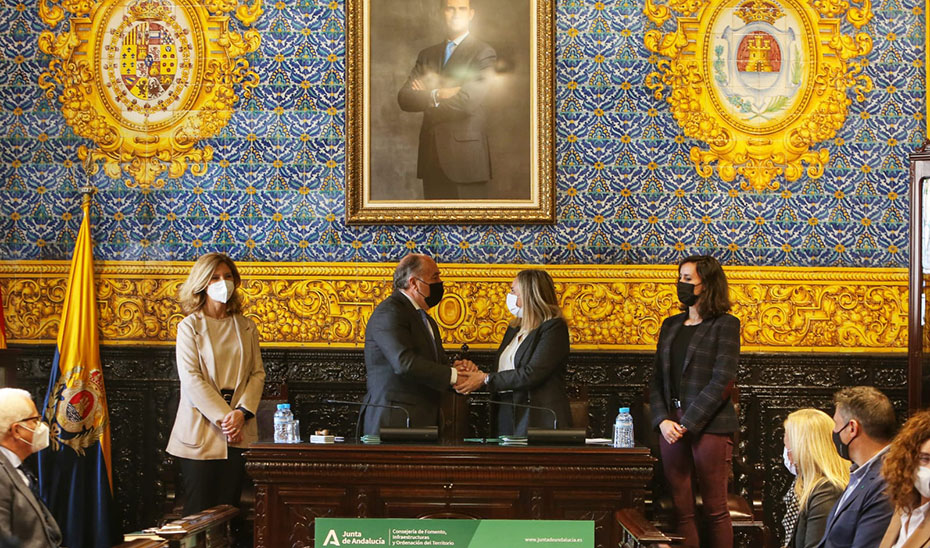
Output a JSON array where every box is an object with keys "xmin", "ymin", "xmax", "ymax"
[
  {"xmin": 644, "ymin": 0, "xmax": 873, "ymax": 192},
  {"xmin": 0, "ymin": 262, "xmax": 907, "ymax": 353},
  {"xmin": 37, "ymin": 0, "xmax": 261, "ymax": 188}
]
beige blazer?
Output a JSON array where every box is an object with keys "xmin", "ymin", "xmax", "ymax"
[
  {"xmin": 879, "ymin": 508, "xmax": 930, "ymax": 548},
  {"xmin": 167, "ymin": 312, "xmax": 266, "ymax": 460}
]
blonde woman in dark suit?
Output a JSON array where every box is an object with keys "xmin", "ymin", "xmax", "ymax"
[
  {"xmin": 879, "ymin": 410, "xmax": 930, "ymax": 548},
  {"xmin": 453, "ymin": 269, "xmax": 572, "ymax": 436},
  {"xmin": 167, "ymin": 253, "xmax": 266, "ymax": 516},
  {"xmin": 783, "ymin": 408, "xmax": 849, "ymax": 548},
  {"xmin": 650, "ymin": 255, "xmax": 740, "ymax": 548}
]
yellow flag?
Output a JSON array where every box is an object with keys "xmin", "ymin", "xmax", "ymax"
[
  {"xmin": 0, "ymin": 286, "xmax": 7, "ymax": 350},
  {"xmin": 42, "ymin": 194, "xmax": 112, "ymax": 485}
]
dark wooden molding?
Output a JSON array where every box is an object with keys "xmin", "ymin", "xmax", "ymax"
[{"xmin": 9, "ymin": 344, "xmax": 907, "ymax": 546}]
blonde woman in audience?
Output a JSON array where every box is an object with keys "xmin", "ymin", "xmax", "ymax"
[
  {"xmin": 783, "ymin": 408, "xmax": 850, "ymax": 548},
  {"xmin": 879, "ymin": 410, "xmax": 930, "ymax": 548}
]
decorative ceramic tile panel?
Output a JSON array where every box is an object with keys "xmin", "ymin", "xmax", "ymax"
[{"xmin": 0, "ymin": 0, "xmax": 918, "ymax": 266}]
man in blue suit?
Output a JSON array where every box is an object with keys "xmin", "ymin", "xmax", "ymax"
[{"xmin": 816, "ymin": 386, "xmax": 896, "ymax": 548}]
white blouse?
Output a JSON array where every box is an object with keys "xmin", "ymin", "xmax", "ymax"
[
  {"xmin": 497, "ymin": 329, "xmax": 529, "ymax": 373},
  {"xmin": 892, "ymin": 500, "xmax": 930, "ymax": 548}
]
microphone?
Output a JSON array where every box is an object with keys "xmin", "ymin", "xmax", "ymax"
[
  {"xmin": 473, "ymin": 398, "xmax": 586, "ymax": 445},
  {"xmin": 471, "ymin": 398, "xmax": 558, "ymax": 429},
  {"xmin": 325, "ymin": 399, "xmax": 438, "ymax": 442}
]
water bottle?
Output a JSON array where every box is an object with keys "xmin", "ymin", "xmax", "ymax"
[
  {"xmin": 273, "ymin": 403, "xmax": 293, "ymax": 443},
  {"xmin": 612, "ymin": 407, "xmax": 634, "ymax": 448}
]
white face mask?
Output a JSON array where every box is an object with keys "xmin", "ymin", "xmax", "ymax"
[
  {"xmin": 17, "ymin": 421, "xmax": 50, "ymax": 453},
  {"xmin": 783, "ymin": 446, "xmax": 797, "ymax": 476},
  {"xmin": 914, "ymin": 466, "xmax": 930, "ymax": 499},
  {"xmin": 506, "ymin": 293, "xmax": 523, "ymax": 318},
  {"xmin": 206, "ymin": 279, "xmax": 235, "ymax": 304}
]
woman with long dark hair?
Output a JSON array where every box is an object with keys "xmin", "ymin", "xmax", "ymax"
[{"xmin": 649, "ymin": 255, "xmax": 740, "ymax": 548}]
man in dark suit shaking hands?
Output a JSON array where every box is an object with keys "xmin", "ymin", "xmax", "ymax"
[
  {"xmin": 397, "ymin": 0, "xmax": 497, "ymax": 200},
  {"xmin": 362, "ymin": 254, "xmax": 475, "ymax": 436}
]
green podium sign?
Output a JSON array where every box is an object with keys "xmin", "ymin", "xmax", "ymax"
[{"xmin": 315, "ymin": 518, "xmax": 594, "ymax": 548}]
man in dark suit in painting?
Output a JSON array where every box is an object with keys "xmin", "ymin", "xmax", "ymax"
[{"xmin": 397, "ymin": 0, "xmax": 497, "ymax": 200}]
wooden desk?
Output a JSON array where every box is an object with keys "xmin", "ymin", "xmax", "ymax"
[{"xmin": 246, "ymin": 442, "xmax": 655, "ymax": 548}]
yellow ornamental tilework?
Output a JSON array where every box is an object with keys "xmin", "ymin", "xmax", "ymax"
[{"xmin": 0, "ymin": 261, "xmax": 907, "ymax": 352}]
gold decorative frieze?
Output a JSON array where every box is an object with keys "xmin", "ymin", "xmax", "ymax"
[
  {"xmin": 0, "ymin": 262, "xmax": 907, "ymax": 353},
  {"xmin": 644, "ymin": 0, "xmax": 873, "ymax": 192}
]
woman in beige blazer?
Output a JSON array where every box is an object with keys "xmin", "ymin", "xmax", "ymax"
[
  {"xmin": 879, "ymin": 410, "xmax": 930, "ymax": 548},
  {"xmin": 166, "ymin": 253, "xmax": 266, "ymax": 516}
]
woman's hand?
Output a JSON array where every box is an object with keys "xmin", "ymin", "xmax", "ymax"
[
  {"xmin": 222, "ymin": 409, "xmax": 245, "ymax": 439},
  {"xmin": 659, "ymin": 419, "xmax": 687, "ymax": 444},
  {"xmin": 454, "ymin": 371, "xmax": 487, "ymax": 394}
]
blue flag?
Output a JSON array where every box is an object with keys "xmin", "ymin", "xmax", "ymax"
[{"xmin": 38, "ymin": 194, "xmax": 120, "ymax": 547}]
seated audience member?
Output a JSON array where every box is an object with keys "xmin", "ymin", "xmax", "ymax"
[
  {"xmin": 452, "ymin": 269, "xmax": 572, "ymax": 436},
  {"xmin": 784, "ymin": 408, "xmax": 850, "ymax": 548},
  {"xmin": 0, "ymin": 388, "xmax": 62, "ymax": 547},
  {"xmin": 816, "ymin": 386, "xmax": 896, "ymax": 548},
  {"xmin": 878, "ymin": 409, "xmax": 930, "ymax": 547}
]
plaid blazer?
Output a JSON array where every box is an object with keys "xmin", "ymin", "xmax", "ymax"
[{"xmin": 649, "ymin": 312, "xmax": 740, "ymax": 435}]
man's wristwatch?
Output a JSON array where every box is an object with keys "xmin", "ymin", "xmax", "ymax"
[{"xmin": 483, "ymin": 374, "xmax": 490, "ymax": 386}]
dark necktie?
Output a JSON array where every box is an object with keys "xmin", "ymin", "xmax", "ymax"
[
  {"xmin": 418, "ymin": 309, "xmax": 440, "ymax": 361},
  {"xmin": 18, "ymin": 464, "xmax": 40, "ymax": 500}
]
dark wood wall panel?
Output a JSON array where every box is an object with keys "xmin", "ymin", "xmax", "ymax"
[{"xmin": 10, "ymin": 345, "xmax": 906, "ymax": 544}]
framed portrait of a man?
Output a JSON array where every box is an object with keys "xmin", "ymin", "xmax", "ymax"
[{"xmin": 346, "ymin": 0, "xmax": 555, "ymax": 224}]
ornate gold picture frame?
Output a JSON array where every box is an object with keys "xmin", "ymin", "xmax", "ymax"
[{"xmin": 345, "ymin": 0, "xmax": 555, "ymax": 224}]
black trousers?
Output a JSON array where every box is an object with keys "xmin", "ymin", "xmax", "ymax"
[{"xmin": 177, "ymin": 447, "xmax": 247, "ymax": 516}]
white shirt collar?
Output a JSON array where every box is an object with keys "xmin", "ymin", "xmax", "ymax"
[
  {"xmin": 851, "ymin": 444, "xmax": 890, "ymax": 478},
  {"xmin": 0, "ymin": 445, "xmax": 23, "ymax": 469},
  {"xmin": 449, "ymin": 31, "xmax": 469, "ymax": 46},
  {"xmin": 400, "ymin": 290, "xmax": 423, "ymax": 311}
]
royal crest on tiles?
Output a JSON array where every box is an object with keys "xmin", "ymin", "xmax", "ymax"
[
  {"xmin": 37, "ymin": 0, "xmax": 262, "ymax": 188},
  {"xmin": 644, "ymin": 0, "xmax": 874, "ymax": 192}
]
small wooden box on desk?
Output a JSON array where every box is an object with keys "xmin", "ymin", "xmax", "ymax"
[{"xmin": 246, "ymin": 442, "xmax": 655, "ymax": 548}]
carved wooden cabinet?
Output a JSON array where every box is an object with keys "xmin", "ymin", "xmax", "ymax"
[{"xmin": 246, "ymin": 442, "xmax": 654, "ymax": 548}]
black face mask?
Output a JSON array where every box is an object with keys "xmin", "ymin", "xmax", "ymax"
[
  {"xmin": 833, "ymin": 421, "xmax": 854, "ymax": 460},
  {"xmin": 677, "ymin": 281, "xmax": 699, "ymax": 307},
  {"xmin": 416, "ymin": 279, "xmax": 444, "ymax": 309}
]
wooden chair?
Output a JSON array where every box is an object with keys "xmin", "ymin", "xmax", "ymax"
[
  {"xmin": 617, "ymin": 508, "xmax": 684, "ymax": 547},
  {"xmin": 120, "ymin": 505, "xmax": 238, "ymax": 548}
]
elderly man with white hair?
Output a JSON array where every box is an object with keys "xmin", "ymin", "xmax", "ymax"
[{"xmin": 0, "ymin": 388, "xmax": 61, "ymax": 547}]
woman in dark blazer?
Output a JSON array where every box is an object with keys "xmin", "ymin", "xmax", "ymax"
[
  {"xmin": 453, "ymin": 269, "xmax": 572, "ymax": 436},
  {"xmin": 782, "ymin": 408, "xmax": 849, "ymax": 548},
  {"xmin": 649, "ymin": 255, "xmax": 740, "ymax": 548}
]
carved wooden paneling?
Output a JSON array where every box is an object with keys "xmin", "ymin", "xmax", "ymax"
[{"xmin": 10, "ymin": 345, "xmax": 907, "ymax": 544}]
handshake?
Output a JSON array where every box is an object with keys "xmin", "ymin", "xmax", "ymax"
[{"xmin": 452, "ymin": 359, "xmax": 488, "ymax": 395}]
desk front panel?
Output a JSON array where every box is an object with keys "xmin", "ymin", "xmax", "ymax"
[{"xmin": 246, "ymin": 443, "xmax": 654, "ymax": 548}]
